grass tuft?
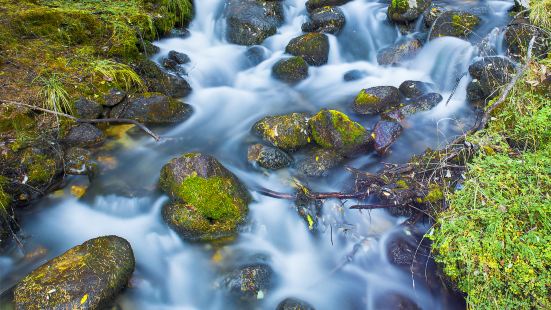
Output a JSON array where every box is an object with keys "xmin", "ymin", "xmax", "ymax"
[
  {"xmin": 90, "ymin": 59, "xmax": 145, "ymax": 91},
  {"xmin": 36, "ymin": 73, "xmax": 72, "ymax": 115}
]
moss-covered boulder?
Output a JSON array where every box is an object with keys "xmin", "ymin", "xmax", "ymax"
[
  {"xmin": 277, "ymin": 297, "xmax": 316, "ymax": 310},
  {"xmin": 387, "ymin": 0, "xmax": 432, "ymax": 23},
  {"xmin": 383, "ymin": 92, "xmax": 443, "ymax": 121},
  {"xmin": 110, "ymin": 93, "xmax": 193, "ymax": 124},
  {"xmin": 285, "ymin": 33, "xmax": 330, "ymax": 66},
  {"xmin": 132, "ymin": 58, "xmax": 192, "ymax": 98},
  {"xmin": 352, "ymin": 86, "xmax": 401, "ymax": 115},
  {"xmin": 159, "ymin": 153, "xmax": 250, "ymax": 242},
  {"xmin": 272, "ymin": 57, "xmax": 309, "ymax": 84},
  {"xmin": 505, "ymin": 17, "xmax": 551, "ymax": 60},
  {"xmin": 247, "ymin": 144, "xmax": 292, "ymax": 170},
  {"xmin": 14, "ymin": 236, "xmax": 135, "ymax": 310},
  {"xmin": 63, "ymin": 123, "xmax": 105, "ymax": 148},
  {"xmin": 305, "ymin": 0, "xmax": 352, "ymax": 12},
  {"xmin": 372, "ymin": 121, "xmax": 403, "ymax": 154},
  {"xmin": 225, "ymin": 0, "xmax": 284, "ymax": 45},
  {"xmin": 398, "ymin": 80, "xmax": 435, "ymax": 98},
  {"xmin": 302, "ymin": 6, "xmax": 346, "ymax": 35},
  {"xmin": 252, "ymin": 113, "xmax": 312, "ymax": 151},
  {"xmin": 466, "ymin": 56, "xmax": 516, "ymax": 106},
  {"xmin": 309, "ymin": 109, "xmax": 370, "ymax": 153},
  {"xmin": 74, "ymin": 98, "xmax": 103, "ymax": 119},
  {"xmin": 429, "ymin": 11, "xmax": 481, "ymax": 39},
  {"xmin": 377, "ymin": 38, "xmax": 422, "ymax": 66},
  {"xmin": 296, "ymin": 148, "xmax": 344, "ymax": 177}
]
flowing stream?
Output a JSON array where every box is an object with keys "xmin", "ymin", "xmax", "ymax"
[{"xmin": 1, "ymin": 0, "xmax": 515, "ymax": 309}]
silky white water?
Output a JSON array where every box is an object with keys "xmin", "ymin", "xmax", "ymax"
[{"xmin": 0, "ymin": 0, "xmax": 515, "ymax": 309}]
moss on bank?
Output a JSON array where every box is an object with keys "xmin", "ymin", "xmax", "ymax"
[{"xmin": 430, "ymin": 5, "xmax": 551, "ymax": 308}]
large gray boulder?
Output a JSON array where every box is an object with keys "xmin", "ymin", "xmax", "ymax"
[{"xmin": 225, "ymin": 0, "xmax": 284, "ymax": 45}]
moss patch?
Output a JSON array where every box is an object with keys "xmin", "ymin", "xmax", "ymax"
[
  {"xmin": 252, "ymin": 113, "xmax": 312, "ymax": 151},
  {"xmin": 309, "ymin": 109, "xmax": 368, "ymax": 151}
]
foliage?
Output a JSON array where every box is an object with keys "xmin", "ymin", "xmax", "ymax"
[
  {"xmin": 36, "ymin": 74, "xmax": 72, "ymax": 115},
  {"xmin": 90, "ymin": 60, "xmax": 144, "ymax": 91}
]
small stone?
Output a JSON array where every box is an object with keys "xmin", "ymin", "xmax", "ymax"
[
  {"xmin": 247, "ymin": 144, "xmax": 292, "ymax": 170},
  {"xmin": 302, "ymin": 6, "xmax": 346, "ymax": 35},
  {"xmin": 352, "ymin": 86, "xmax": 401, "ymax": 115},
  {"xmin": 277, "ymin": 297, "xmax": 316, "ymax": 310},
  {"xmin": 110, "ymin": 93, "xmax": 193, "ymax": 124},
  {"xmin": 343, "ymin": 70, "xmax": 367, "ymax": 82},
  {"xmin": 73, "ymin": 98, "xmax": 102, "ymax": 119},
  {"xmin": 296, "ymin": 148, "xmax": 344, "ymax": 177},
  {"xmin": 63, "ymin": 147, "xmax": 97, "ymax": 176},
  {"xmin": 372, "ymin": 121, "xmax": 403, "ymax": 154},
  {"xmin": 252, "ymin": 113, "xmax": 312, "ymax": 152},
  {"xmin": 63, "ymin": 123, "xmax": 105, "ymax": 148},
  {"xmin": 168, "ymin": 50, "xmax": 191, "ymax": 64},
  {"xmin": 398, "ymin": 80, "xmax": 435, "ymax": 98},
  {"xmin": 285, "ymin": 33, "xmax": 330, "ymax": 66},
  {"xmin": 222, "ymin": 263, "xmax": 273, "ymax": 302},
  {"xmin": 377, "ymin": 38, "xmax": 422, "ymax": 66},
  {"xmin": 272, "ymin": 57, "xmax": 309, "ymax": 84},
  {"xmin": 387, "ymin": 0, "xmax": 432, "ymax": 23}
]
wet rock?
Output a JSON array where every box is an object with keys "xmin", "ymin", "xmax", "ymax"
[
  {"xmin": 63, "ymin": 123, "xmax": 105, "ymax": 148},
  {"xmin": 386, "ymin": 227, "xmax": 435, "ymax": 280},
  {"xmin": 296, "ymin": 148, "xmax": 344, "ymax": 177},
  {"xmin": 103, "ymin": 88, "xmax": 127, "ymax": 107},
  {"xmin": 223, "ymin": 263, "xmax": 273, "ymax": 301},
  {"xmin": 225, "ymin": 0, "xmax": 284, "ymax": 46},
  {"xmin": 398, "ymin": 80, "xmax": 434, "ymax": 98},
  {"xmin": 244, "ymin": 45, "xmax": 269, "ymax": 68},
  {"xmin": 63, "ymin": 147, "xmax": 97, "ymax": 176},
  {"xmin": 162, "ymin": 57, "xmax": 178, "ymax": 70},
  {"xmin": 302, "ymin": 6, "xmax": 346, "ymax": 35},
  {"xmin": 277, "ymin": 297, "xmax": 316, "ymax": 310},
  {"xmin": 352, "ymin": 86, "xmax": 401, "ymax": 115},
  {"xmin": 423, "ymin": 4, "xmax": 445, "ymax": 28},
  {"xmin": 343, "ymin": 70, "xmax": 367, "ymax": 82},
  {"xmin": 247, "ymin": 144, "xmax": 292, "ymax": 170},
  {"xmin": 285, "ymin": 33, "xmax": 330, "ymax": 66},
  {"xmin": 252, "ymin": 113, "xmax": 312, "ymax": 151},
  {"xmin": 168, "ymin": 50, "xmax": 191, "ymax": 64},
  {"xmin": 14, "ymin": 236, "xmax": 135, "ymax": 310},
  {"xmin": 272, "ymin": 57, "xmax": 309, "ymax": 84},
  {"xmin": 305, "ymin": 0, "xmax": 352, "ymax": 12},
  {"xmin": 377, "ymin": 38, "xmax": 422, "ymax": 66},
  {"xmin": 372, "ymin": 121, "xmax": 403, "ymax": 154},
  {"xmin": 132, "ymin": 58, "xmax": 192, "ymax": 98},
  {"xmin": 168, "ymin": 27, "xmax": 191, "ymax": 38},
  {"xmin": 383, "ymin": 93, "xmax": 443, "ymax": 121},
  {"xmin": 429, "ymin": 10, "xmax": 481, "ymax": 39},
  {"xmin": 505, "ymin": 17, "xmax": 551, "ymax": 60},
  {"xmin": 138, "ymin": 40, "xmax": 160, "ymax": 55},
  {"xmin": 466, "ymin": 56, "xmax": 516, "ymax": 106},
  {"xmin": 309, "ymin": 109, "xmax": 370, "ymax": 154},
  {"xmin": 110, "ymin": 93, "xmax": 192, "ymax": 124},
  {"xmin": 387, "ymin": 0, "xmax": 432, "ymax": 23},
  {"xmin": 73, "ymin": 98, "xmax": 102, "ymax": 119},
  {"xmin": 375, "ymin": 293, "xmax": 421, "ymax": 310},
  {"xmin": 160, "ymin": 153, "xmax": 250, "ymax": 242}
]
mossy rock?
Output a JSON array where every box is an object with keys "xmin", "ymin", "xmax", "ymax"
[
  {"xmin": 252, "ymin": 113, "xmax": 312, "ymax": 151},
  {"xmin": 352, "ymin": 86, "xmax": 401, "ymax": 115},
  {"xmin": 159, "ymin": 153, "xmax": 250, "ymax": 241},
  {"xmin": 296, "ymin": 147, "xmax": 344, "ymax": 177},
  {"xmin": 131, "ymin": 58, "xmax": 192, "ymax": 98},
  {"xmin": 277, "ymin": 297, "xmax": 316, "ymax": 310},
  {"xmin": 285, "ymin": 33, "xmax": 330, "ymax": 66},
  {"xmin": 222, "ymin": 263, "xmax": 274, "ymax": 302},
  {"xmin": 387, "ymin": 0, "xmax": 432, "ymax": 23},
  {"xmin": 272, "ymin": 57, "xmax": 309, "ymax": 84},
  {"xmin": 430, "ymin": 11, "xmax": 481, "ymax": 39},
  {"xmin": 466, "ymin": 57, "xmax": 516, "ymax": 106},
  {"xmin": 14, "ymin": 236, "xmax": 135, "ymax": 310},
  {"xmin": 377, "ymin": 38, "xmax": 422, "ymax": 66},
  {"xmin": 309, "ymin": 109, "xmax": 370, "ymax": 154},
  {"xmin": 383, "ymin": 92, "xmax": 443, "ymax": 121},
  {"xmin": 110, "ymin": 93, "xmax": 193, "ymax": 124},
  {"xmin": 225, "ymin": 0, "xmax": 284, "ymax": 45},
  {"xmin": 302, "ymin": 6, "xmax": 346, "ymax": 35},
  {"xmin": 505, "ymin": 17, "xmax": 551, "ymax": 60},
  {"xmin": 305, "ymin": 0, "xmax": 352, "ymax": 12}
]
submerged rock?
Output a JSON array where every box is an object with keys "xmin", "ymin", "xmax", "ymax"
[
  {"xmin": 305, "ymin": 0, "xmax": 352, "ymax": 12},
  {"xmin": 466, "ymin": 56, "xmax": 516, "ymax": 106},
  {"xmin": 247, "ymin": 144, "xmax": 292, "ymax": 170},
  {"xmin": 430, "ymin": 10, "xmax": 481, "ymax": 39},
  {"xmin": 132, "ymin": 58, "xmax": 192, "ymax": 98},
  {"xmin": 387, "ymin": 0, "xmax": 432, "ymax": 23},
  {"xmin": 377, "ymin": 38, "xmax": 422, "ymax": 66},
  {"xmin": 277, "ymin": 297, "xmax": 316, "ymax": 310},
  {"xmin": 352, "ymin": 86, "xmax": 401, "ymax": 115},
  {"xmin": 343, "ymin": 69, "xmax": 367, "ymax": 82},
  {"xmin": 225, "ymin": 0, "xmax": 284, "ymax": 45},
  {"xmin": 14, "ymin": 236, "xmax": 135, "ymax": 310},
  {"xmin": 372, "ymin": 121, "xmax": 403, "ymax": 154},
  {"xmin": 398, "ymin": 80, "xmax": 434, "ymax": 98},
  {"xmin": 285, "ymin": 33, "xmax": 330, "ymax": 66},
  {"xmin": 296, "ymin": 148, "xmax": 344, "ymax": 177},
  {"xmin": 222, "ymin": 263, "xmax": 274, "ymax": 302},
  {"xmin": 160, "ymin": 153, "xmax": 250, "ymax": 242},
  {"xmin": 383, "ymin": 93, "xmax": 443, "ymax": 121},
  {"xmin": 272, "ymin": 57, "xmax": 309, "ymax": 84},
  {"xmin": 63, "ymin": 147, "xmax": 97, "ymax": 176},
  {"xmin": 74, "ymin": 97, "xmax": 102, "ymax": 119},
  {"xmin": 110, "ymin": 93, "xmax": 192, "ymax": 124},
  {"xmin": 63, "ymin": 123, "xmax": 105, "ymax": 148},
  {"xmin": 302, "ymin": 6, "xmax": 346, "ymax": 35},
  {"xmin": 252, "ymin": 113, "xmax": 312, "ymax": 151},
  {"xmin": 244, "ymin": 45, "xmax": 269, "ymax": 68},
  {"xmin": 309, "ymin": 109, "xmax": 370, "ymax": 154}
]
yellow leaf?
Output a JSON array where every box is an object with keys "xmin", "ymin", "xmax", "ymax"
[
  {"xmin": 80, "ymin": 294, "xmax": 88, "ymax": 305},
  {"xmin": 307, "ymin": 214, "xmax": 314, "ymax": 230}
]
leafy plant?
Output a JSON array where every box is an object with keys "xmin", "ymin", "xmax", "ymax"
[
  {"xmin": 89, "ymin": 59, "xmax": 144, "ymax": 91},
  {"xmin": 37, "ymin": 73, "xmax": 72, "ymax": 115}
]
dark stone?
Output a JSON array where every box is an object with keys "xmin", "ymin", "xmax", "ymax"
[
  {"xmin": 505, "ymin": 18, "xmax": 551, "ymax": 60},
  {"xmin": 63, "ymin": 123, "xmax": 105, "ymax": 148},
  {"xmin": 305, "ymin": 0, "xmax": 352, "ymax": 12},
  {"xmin": 132, "ymin": 58, "xmax": 192, "ymax": 98},
  {"xmin": 63, "ymin": 147, "xmax": 97, "ymax": 176},
  {"xmin": 168, "ymin": 28, "xmax": 191, "ymax": 38},
  {"xmin": 372, "ymin": 121, "xmax": 403, "ymax": 154},
  {"xmin": 137, "ymin": 40, "xmax": 160, "ymax": 55},
  {"xmin": 168, "ymin": 50, "xmax": 191, "ymax": 64},
  {"xmin": 302, "ymin": 6, "xmax": 346, "ymax": 35},
  {"xmin": 377, "ymin": 38, "xmax": 422, "ymax": 66},
  {"xmin": 223, "ymin": 263, "xmax": 274, "ymax": 301},
  {"xmin": 162, "ymin": 58, "xmax": 179, "ymax": 70},
  {"xmin": 296, "ymin": 148, "xmax": 344, "ymax": 177},
  {"xmin": 423, "ymin": 4, "xmax": 445, "ymax": 28},
  {"xmin": 285, "ymin": 33, "xmax": 330, "ymax": 66},
  {"xmin": 14, "ymin": 236, "xmax": 135, "ymax": 310},
  {"xmin": 429, "ymin": 10, "xmax": 481, "ymax": 39},
  {"xmin": 277, "ymin": 297, "xmax": 316, "ymax": 310},
  {"xmin": 110, "ymin": 93, "xmax": 193, "ymax": 124},
  {"xmin": 375, "ymin": 293, "xmax": 421, "ymax": 310},
  {"xmin": 252, "ymin": 113, "xmax": 312, "ymax": 151},
  {"xmin": 387, "ymin": 0, "xmax": 432, "ymax": 23},
  {"xmin": 272, "ymin": 57, "xmax": 309, "ymax": 84},
  {"xmin": 352, "ymin": 86, "xmax": 401, "ymax": 115},
  {"xmin": 398, "ymin": 80, "xmax": 434, "ymax": 98},
  {"xmin": 73, "ymin": 98, "xmax": 103, "ymax": 119},
  {"xmin": 466, "ymin": 56, "xmax": 516, "ymax": 106},
  {"xmin": 103, "ymin": 88, "xmax": 127, "ymax": 107},
  {"xmin": 225, "ymin": 0, "xmax": 284, "ymax": 45},
  {"xmin": 383, "ymin": 93, "xmax": 443, "ymax": 121},
  {"xmin": 247, "ymin": 144, "xmax": 292, "ymax": 170},
  {"xmin": 343, "ymin": 70, "xmax": 367, "ymax": 82}
]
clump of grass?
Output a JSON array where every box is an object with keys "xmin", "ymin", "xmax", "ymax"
[
  {"xmin": 530, "ymin": 0, "xmax": 551, "ymax": 29},
  {"xmin": 36, "ymin": 73, "xmax": 72, "ymax": 115},
  {"xmin": 90, "ymin": 59, "xmax": 144, "ymax": 91}
]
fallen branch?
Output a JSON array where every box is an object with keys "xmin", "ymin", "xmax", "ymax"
[
  {"xmin": 0, "ymin": 99, "xmax": 160, "ymax": 141},
  {"xmin": 255, "ymin": 186, "xmax": 372, "ymax": 201},
  {"xmin": 349, "ymin": 204, "xmax": 400, "ymax": 210}
]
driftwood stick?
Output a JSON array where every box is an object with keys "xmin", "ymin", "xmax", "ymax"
[
  {"xmin": 349, "ymin": 204, "xmax": 400, "ymax": 210},
  {"xmin": 1, "ymin": 99, "xmax": 161, "ymax": 141}
]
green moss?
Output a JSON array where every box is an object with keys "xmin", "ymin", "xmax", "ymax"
[
  {"xmin": 423, "ymin": 183, "xmax": 444, "ymax": 203},
  {"xmin": 0, "ymin": 176, "xmax": 11, "ymax": 213},
  {"xmin": 390, "ymin": 0, "xmax": 409, "ymax": 12},
  {"xmin": 22, "ymin": 151, "xmax": 57, "ymax": 184},
  {"xmin": 310, "ymin": 109, "xmax": 367, "ymax": 150},
  {"xmin": 253, "ymin": 113, "xmax": 312, "ymax": 151},
  {"xmin": 395, "ymin": 179, "xmax": 409, "ymax": 189},
  {"xmin": 354, "ymin": 89, "xmax": 379, "ymax": 107},
  {"xmin": 450, "ymin": 12, "xmax": 480, "ymax": 37}
]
